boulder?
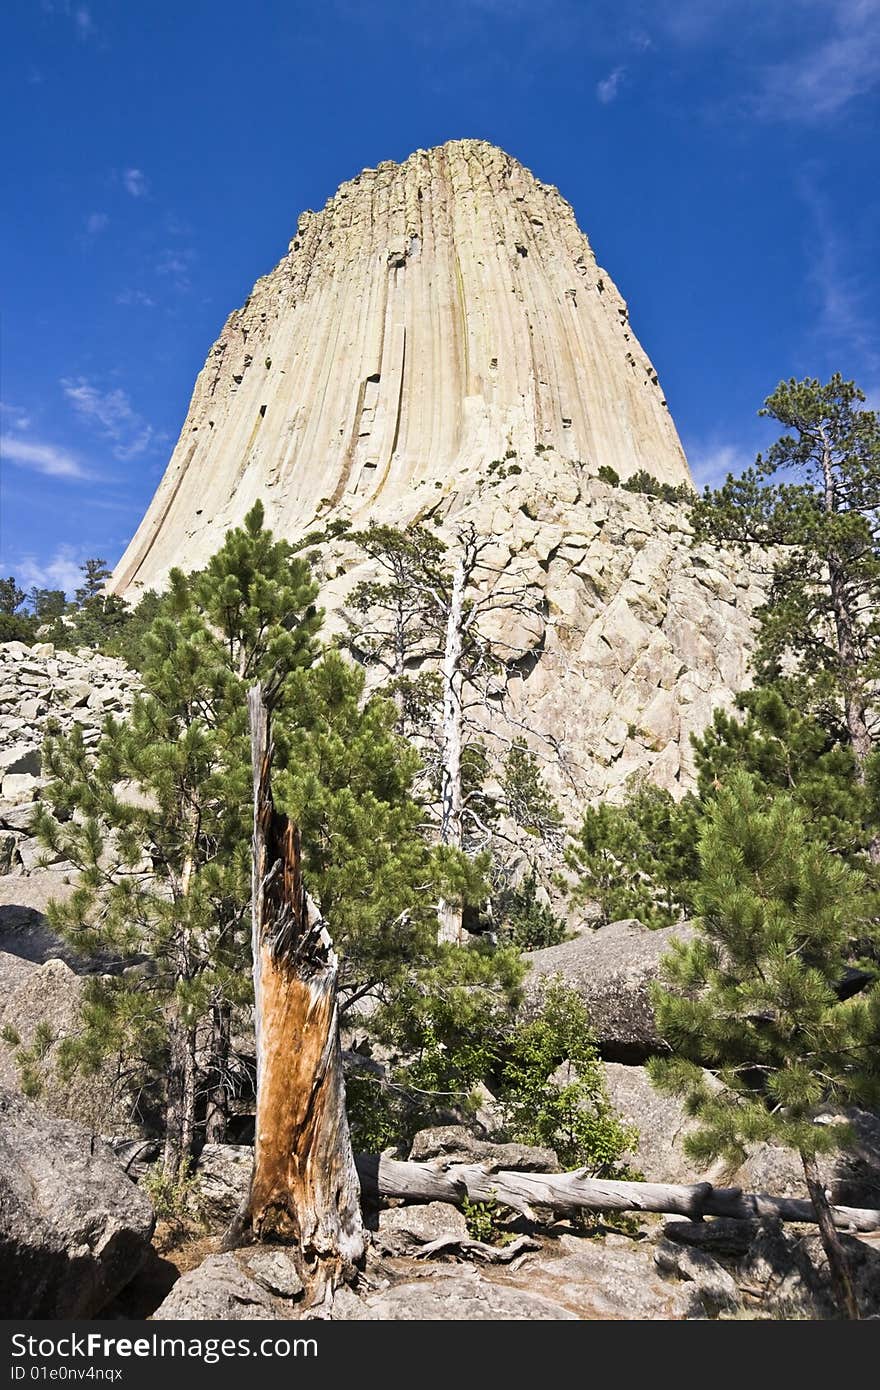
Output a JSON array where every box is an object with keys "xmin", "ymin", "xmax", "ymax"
[
  {"xmin": 376, "ymin": 1201, "xmax": 468, "ymax": 1252},
  {"xmin": 408, "ymin": 1125, "xmax": 558, "ymax": 1171},
  {"xmin": 0, "ymin": 746, "xmax": 41, "ymax": 778},
  {"xmin": 0, "ymin": 875, "xmax": 84, "ymax": 965},
  {"xmin": 195, "ymin": 1143, "xmax": 253, "ymax": 1224},
  {"xmin": 2, "ymin": 774, "xmax": 40, "ymax": 803},
  {"xmin": 0, "ymin": 956, "xmax": 126, "ymax": 1129},
  {"xmin": 653, "ymin": 1238, "xmax": 740, "ymax": 1315},
  {"xmin": 0, "ymin": 1088, "xmax": 155, "ymax": 1317},
  {"xmin": 151, "ymin": 1250, "xmax": 301, "ymax": 1320},
  {"xmin": 603, "ymin": 1062, "xmax": 880, "ymax": 1203},
  {"xmin": 336, "ymin": 1263, "xmax": 577, "ymax": 1320},
  {"xmin": 602, "ymin": 1061, "xmax": 699, "ymax": 1182},
  {"xmin": 525, "ymin": 919, "xmax": 694, "ymax": 1058},
  {"xmin": 667, "ymin": 1218, "xmax": 879, "ymax": 1318},
  {"xmin": 498, "ymin": 1233, "xmax": 704, "ymax": 1319}
]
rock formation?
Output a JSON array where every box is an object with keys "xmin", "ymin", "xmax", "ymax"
[
  {"xmin": 111, "ymin": 139, "xmax": 690, "ymax": 596},
  {"xmin": 0, "ymin": 640, "xmax": 135, "ymax": 873},
  {"xmin": 0, "ymin": 1087, "xmax": 154, "ymax": 1317},
  {"xmin": 104, "ymin": 142, "xmax": 767, "ymax": 807}
]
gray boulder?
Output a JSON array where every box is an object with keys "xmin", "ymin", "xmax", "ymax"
[
  {"xmin": 152, "ymin": 1249, "xmax": 301, "ymax": 1320},
  {"xmin": 0, "ymin": 1088, "xmax": 155, "ymax": 1316},
  {"xmin": 653, "ymin": 1238, "xmax": 741, "ymax": 1315},
  {"xmin": 520, "ymin": 1233, "xmax": 705, "ymax": 1319},
  {"xmin": 664, "ymin": 1216, "xmax": 880, "ymax": 1318},
  {"xmin": 604, "ymin": 1061, "xmax": 880, "ymax": 1204},
  {"xmin": 336, "ymin": 1263, "xmax": 577, "ymax": 1320},
  {"xmin": 195, "ymin": 1143, "xmax": 252, "ymax": 1224},
  {"xmin": 602, "ymin": 1061, "xmax": 699, "ymax": 1182},
  {"xmin": 525, "ymin": 918, "xmax": 694, "ymax": 1058},
  {"xmin": 408, "ymin": 1125, "xmax": 558, "ymax": 1171},
  {"xmin": 376, "ymin": 1201, "xmax": 468, "ymax": 1253},
  {"xmin": 0, "ymin": 955, "xmax": 127, "ymax": 1130}
]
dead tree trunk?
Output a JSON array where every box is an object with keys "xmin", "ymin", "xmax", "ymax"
[
  {"xmin": 437, "ymin": 529, "xmax": 483, "ymax": 944},
  {"xmin": 162, "ymin": 1010, "xmax": 197, "ymax": 1181},
  {"xmin": 204, "ymin": 999, "xmax": 232, "ymax": 1144},
  {"xmin": 225, "ymin": 685, "xmax": 365, "ymax": 1304},
  {"xmin": 354, "ymin": 1155, "xmax": 880, "ymax": 1232},
  {"xmin": 437, "ymin": 548, "xmax": 467, "ymax": 944},
  {"xmin": 802, "ymin": 1151, "xmax": 861, "ymax": 1318}
]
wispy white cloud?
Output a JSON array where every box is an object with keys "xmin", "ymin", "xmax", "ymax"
[
  {"xmin": 115, "ymin": 287, "xmax": 156, "ymax": 308},
  {"xmin": 74, "ymin": 5, "xmax": 94, "ymax": 40},
  {"xmin": 84, "ymin": 211, "xmax": 108, "ymax": 236},
  {"xmin": 0, "ymin": 402, "xmax": 33, "ymax": 433},
  {"xmin": 755, "ymin": 0, "xmax": 880, "ymax": 120},
  {"xmin": 155, "ymin": 246, "xmax": 196, "ymax": 292},
  {"xmin": 596, "ymin": 65, "xmax": 626, "ymax": 103},
  {"xmin": 61, "ymin": 377, "xmax": 157, "ymax": 460},
  {"xmin": 122, "ymin": 167, "xmax": 149, "ymax": 198},
  {"xmin": 591, "ymin": 1, "xmax": 880, "ymax": 123},
  {"xmin": 686, "ymin": 440, "xmax": 755, "ymax": 489},
  {"xmin": 16, "ymin": 545, "xmax": 88, "ymax": 597},
  {"xmin": 799, "ymin": 173, "xmax": 880, "ymax": 383},
  {"xmin": 42, "ymin": 1, "xmax": 97, "ymax": 43},
  {"xmin": 1, "ymin": 436, "xmax": 90, "ymax": 481}
]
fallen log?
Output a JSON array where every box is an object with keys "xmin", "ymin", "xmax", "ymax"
[{"xmin": 355, "ymin": 1155, "xmax": 880, "ymax": 1233}]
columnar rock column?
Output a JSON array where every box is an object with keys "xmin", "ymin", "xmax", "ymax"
[{"xmin": 111, "ymin": 140, "xmax": 690, "ymax": 596}]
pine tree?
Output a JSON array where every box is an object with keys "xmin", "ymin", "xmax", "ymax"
[
  {"xmin": 691, "ymin": 376, "xmax": 880, "ymax": 779},
  {"xmin": 0, "ymin": 576, "xmax": 35, "ymax": 642},
  {"xmin": 33, "ymin": 503, "xmax": 321, "ymax": 1177},
  {"xmin": 0, "ymin": 576, "xmax": 26, "ymax": 614},
  {"xmin": 75, "ymin": 558, "xmax": 112, "ymax": 604},
  {"xmin": 567, "ymin": 780, "xmax": 701, "ymax": 929},
  {"xmin": 346, "ymin": 523, "xmax": 448, "ymax": 702},
  {"xmin": 648, "ymin": 772, "xmax": 880, "ymax": 1318},
  {"xmin": 272, "ymin": 650, "xmax": 489, "ymax": 1009},
  {"xmin": 346, "ymin": 521, "xmax": 550, "ymax": 941},
  {"xmin": 29, "ymin": 587, "xmax": 67, "ymax": 622},
  {"xmin": 693, "ymin": 684, "xmax": 877, "ymax": 870},
  {"xmin": 33, "ymin": 502, "xmax": 497, "ymax": 1180}
]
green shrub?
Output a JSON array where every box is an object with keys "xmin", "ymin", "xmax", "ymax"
[
  {"xmin": 499, "ymin": 981, "xmax": 636, "ymax": 1173},
  {"xmin": 494, "ymin": 873, "xmax": 567, "ymax": 950},
  {"xmin": 141, "ymin": 1157, "xmax": 206, "ymax": 1225},
  {"xmin": 461, "ymin": 1197, "xmax": 514, "ymax": 1244},
  {"xmin": 621, "ymin": 470, "xmax": 693, "ymax": 504}
]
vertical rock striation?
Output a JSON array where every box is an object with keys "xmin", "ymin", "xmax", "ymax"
[{"xmin": 112, "ymin": 140, "xmax": 690, "ymax": 595}]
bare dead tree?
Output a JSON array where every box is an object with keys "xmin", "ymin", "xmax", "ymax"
[
  {"xmin": 224, "ymin": 685, "xmax": 365, "ymax": 1306},
  {"xmin": 345, "ymin": 520, "xmax": 553, "ymax": 944}
]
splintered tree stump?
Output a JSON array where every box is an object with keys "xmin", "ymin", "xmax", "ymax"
[{"xmin": 226, "ymin": 685, "xmax": 364, "ymax": 1303}]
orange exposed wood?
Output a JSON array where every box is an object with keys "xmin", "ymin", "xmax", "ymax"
[{"xmin": 227, "ymin": 685, "xmax": 364, "ymax": 1303}]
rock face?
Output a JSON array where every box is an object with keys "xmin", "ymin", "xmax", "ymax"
[
  {"xmin": 0, "ymin": 1088, "xmax": 154, "ymax": 1317},
  {"xmin": 0, "ymin": 641, "xmax": 135, "ymax": 874},
  {"xmin": 112, "ymin": 140, "xmax": 690, "ymax": 597},
  {"xmin": 526, "ymin": 918, "xmax": 694, "ymax": 1058},
  {"xmin": 105, "ymin": 146, "xmax": 765, "ymax": 809},
  {"xmin": 603, "ymin": 1061, "xmax": 880, "ymax": 1205},
  {"xmin": 195, "ymin": 1143, "xmax": 253, "ymax": 1224}
]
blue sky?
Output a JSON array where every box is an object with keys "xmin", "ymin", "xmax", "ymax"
[{"xmin": 1, "ymin": 0, "xmax": 878, "ymax": 595}]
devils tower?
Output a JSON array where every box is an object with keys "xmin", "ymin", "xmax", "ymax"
[
  {"xmin": 110, "ymin": 140, "xmax": 761, "ymax": 807},
  {"xmin": 112, "ymin": 140, "xmax": 691, "ymax": 595}
]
